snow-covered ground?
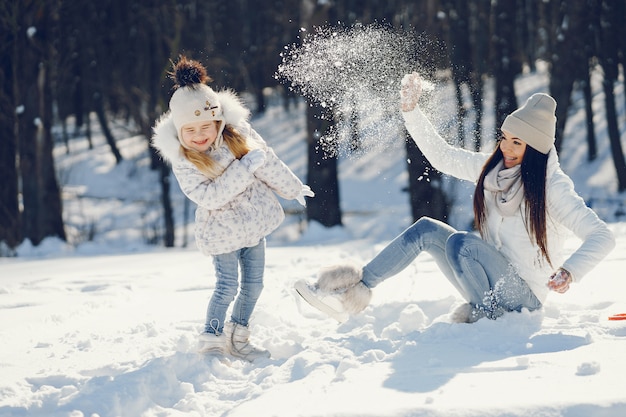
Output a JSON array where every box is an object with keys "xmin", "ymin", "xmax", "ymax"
[{"xmin": 1, "ymin": 65, "xmax": 625, "ymax": 417}]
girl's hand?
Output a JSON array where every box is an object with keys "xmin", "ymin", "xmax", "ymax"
[
  {"xmin": 242, "ymin": 149, "xmax": 266, "ymax": 173},
  {"xmin": 400, "ymin": 72, "xmax": 423, "ymax": 112},
  {"xmin": 296, "ymin": 185, "xmax": 315, "ymax": 206},
  {"xmin": 547, "ymin": 268, "xmax": 572, "ymax": 293}
]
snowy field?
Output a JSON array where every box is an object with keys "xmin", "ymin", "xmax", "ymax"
[{"xmin": 1, "ymin": 65, "xmax": 626, "ymax": 417}]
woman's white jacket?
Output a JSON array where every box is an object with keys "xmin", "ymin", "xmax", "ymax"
[
  {"xmin": 151, "ymin": 90, "xmax": 304, "ymax": 255},
  {"xmin": 403, "ymin": 107, "xmax": 615, "ymax": 303}
]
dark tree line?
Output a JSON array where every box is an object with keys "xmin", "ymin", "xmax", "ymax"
[{"xmin": 1, "ymin": 0, "xmax": 625, "ymax": 254}]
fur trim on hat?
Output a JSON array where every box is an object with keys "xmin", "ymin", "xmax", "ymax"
[
  {"xmin": 317, "ymin": 264, "xmax": 363, "ymax": 292},
  {"xmin": 151, "ymin": 89, "xmax": 251, "ymax": 164},
  {"xmin": 341, "ymin": 281, "xmax": 372, "ymax": 314},
  {"xmin": 152, "ymin": 114, "xmax": 182, "ymax": 163},
  {"xmin": 218, "ymin": 89, "xmax": 251, "ymax": 130}
]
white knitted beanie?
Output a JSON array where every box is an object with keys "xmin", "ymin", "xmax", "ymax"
[
  {"xmin": 169, "ymin": 84, "xmax": 225, "ymax": 145},
  {"xmin": 500, "ymin": 93, "xmax": 556, "ymax": 154}
]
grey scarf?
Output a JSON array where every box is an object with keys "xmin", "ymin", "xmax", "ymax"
[{"xmin": 483, "ymin": 161, "xmax": 524, "ymax": 217}]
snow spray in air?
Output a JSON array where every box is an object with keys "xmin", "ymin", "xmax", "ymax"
[{"xmin": 276, "ymin": 23, "xmax": 436, "ymax": 158}]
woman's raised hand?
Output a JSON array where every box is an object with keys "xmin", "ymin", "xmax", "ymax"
[{"xmin": 400, "ymin": 72, "xmax": 423, "ymax": 112}]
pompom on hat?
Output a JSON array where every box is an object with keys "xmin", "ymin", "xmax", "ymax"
[
  {"xmin": 168, "ymin": 56, "xmax": 225, "ymax": 147},
  {"xmin": 500, "ymin": 93, "xmax": 557, "ymax": 155}
]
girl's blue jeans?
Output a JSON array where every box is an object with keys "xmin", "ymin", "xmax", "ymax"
[
  {"xmin": 205, "ymin": 239, "xmax": 265, "ymax": 334},
  {"xmin": 361, "ymin": 217, "xmax": 541, "ymax": 319}
]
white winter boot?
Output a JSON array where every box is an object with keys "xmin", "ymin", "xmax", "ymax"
[
  {"xmin": 294, "ymin": 280, "xmax": 350, "ymax": 322},
  {"xmin": 198, "ymin": 332, "xmax": 228, "ymax": 354},
  {"xmin": 225, "ymin": 322, "xmax": 271, "ymax": 362},
  {"xmin": 450, "ymin": 302, "xmax": 473, "ymax": 323},
  {"xmin": 295, "ymin": 264, "xmax": 372, "ymax": 322}
]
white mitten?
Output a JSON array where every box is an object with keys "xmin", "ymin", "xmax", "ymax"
[
  {"xmin": 400, "ymin": 72, "xmax": 423, "ymax": 112},
  {"xmin": 241, "ymin": 149, "xmax": 266, "ymax": 173},
  {"xmin": 296, "ymin": 185, "xmax": 315, "ymax": 206}
]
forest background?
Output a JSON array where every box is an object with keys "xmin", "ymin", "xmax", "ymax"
[{"xmin": 1, "ymin": 0, "xmax": 625, "ymax": 255}]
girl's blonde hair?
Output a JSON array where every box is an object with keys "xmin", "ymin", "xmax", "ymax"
[{"xmin": 182, "ymin": 123, "xmax": 251, "ymax": 179}]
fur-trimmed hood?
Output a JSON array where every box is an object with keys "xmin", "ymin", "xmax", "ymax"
[{"xmin": 151, "ymin": 89, "xmax": 251, "ymax": 164}]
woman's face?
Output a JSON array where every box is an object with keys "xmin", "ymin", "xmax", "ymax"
[
  {"xmin": 180, "ymin": 120, "xmax": 219, "ymax": 152},
  {"xmin": 499, "ymin": 130, "xmax": 527, "ymax": 168}
]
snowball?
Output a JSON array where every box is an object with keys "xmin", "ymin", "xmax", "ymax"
[
  {"xmin": 575, "ymin": 361, "xmax": 600, "ymax": 376},
  {"xmin": 277, "ymin": 23, "xmax": 435, "ymax": 158}
]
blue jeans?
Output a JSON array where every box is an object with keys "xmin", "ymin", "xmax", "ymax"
[
  {"xmin": 361, "ymin": 217, "xmax": 541, "ymax": 319},
  {"xmin": 205, "ymin": 239, "xmax": 266, "ymax": 334}
]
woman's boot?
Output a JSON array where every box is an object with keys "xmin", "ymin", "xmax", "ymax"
[{"xmin": 294, "ymin": 264, "xmax": 372, "ymax": 322}]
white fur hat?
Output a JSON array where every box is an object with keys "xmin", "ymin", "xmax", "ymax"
[
  {"xmin": 169, "ymin": 84, "xmax": 226, "ymax": 146},
  {"xmin": 501, "ymin": 93, "xmax": 556, "ymax": 154},
  {"xmin": 152, "ymin": 56, "xmax": 252, "ymax": 163},
  {"xmin": 152, "ymin": 90, "xmax": 251, "ymax": 165}
]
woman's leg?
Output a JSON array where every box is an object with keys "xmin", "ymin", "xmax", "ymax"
[
  {"xmin": 361, "ymin": 217, "xmax": 459, "ymax": 290},
  {"xmin": 206, "ymin": 250, "xmax": 240, "ymax": 334},
  {"xmin": 445, "ymin": 232, "xmax": 542, "ymax": 319},
  {"xmin": 231, "ymin": 239, "xmax": 266, "ymax": 327}
]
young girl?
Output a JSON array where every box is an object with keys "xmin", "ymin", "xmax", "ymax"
[
  {"xmin": 296, "ymin": 72, "xmax": 615, "ymax": 324},
  {"xmin": 152, "ymin": 56, "xmax": 313, "ymax": 360}
]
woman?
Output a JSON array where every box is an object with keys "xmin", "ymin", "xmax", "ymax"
[{"xmin": 295, "ymin": 72, "xmax": 615, "ymax": 323}]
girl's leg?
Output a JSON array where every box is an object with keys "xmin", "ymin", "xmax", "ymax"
[
  {"xmin": 231, "ymin": 239, "xmax": 265, "ymax": 327},
  {"xmin": 445, "ymin": 232, "xmax": 542, "ymax": 319},
  {"xmin": 361, "ymin": 217, "xmax": 459, "ymax": 290},
  {"xmin": 206, "ymin": 250, "xmax": 240, "ymax": 334}
]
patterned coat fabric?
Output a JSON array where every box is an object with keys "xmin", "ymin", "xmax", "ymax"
[{"xmin": 152, "ymin": 90, "xmax": 304, "ymax": 255}]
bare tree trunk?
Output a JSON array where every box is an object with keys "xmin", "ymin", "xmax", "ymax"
[
  {"xmin": 549, "ymin": 0, "xmax": 591, "ymax": 152},
  {"xmin": 85, "ymin": 112, "xmax": 93, "ymax": 149},
  {"xmin": 581, "ymin": 0, "xmax": 601, "ymax": 162},
  {"xmin": 468, "ymin": 76, "xmax": 484, "ymax": 151},
  {"xmin": 405, "ymin": 134, "xmax": 450, "ymax": 222},
  {"xmin": 17, "ymin": 87, "xmax": 40, "ymax": 244},
  {"xmin": 521, "ymin": 0, "xmax": 537, "ymax": 71},
  {"xmin": 140, "ymin": 2, "xmax": 181, "ymax": 247},
  {"xmin": 159, "ymin": 164, "xmax": 175, "ymax": 247},
  {"xmin": 617, "ymin": 1, "xmax": 626, "ymax": 121},
  {"xmin": 301, "ymin": 0, "xmax": 342, "ymax": 228},
  {"xmin": 453, "ymin": 84, "xmax": 467, "ymax": 146},
  {"xmin": 15, "ymin": 0, "xmax": 65, "ymax": 246},
  {"xmin": 598, "ymin": 0, "xmax": 626, "ymax": 192},
  {"xmin": 550, "ymin": 78, "xmax": 574, "ymax": 152},
  {"xmin": 38, "ymin": 65, "xmax": 66, "ymax": 243},
  {"xmin": 547, "ymin": 0, "xmax": 575, "ymax": 151},
  {"xmin": 581, "ymin": 71, "xmax": 597, "ymax": 162},
  {"xmin": 602, "ymin": 78, "xmax": 626, "ymax": 192},
  {"xmin": 0, "ymin": 5, "xmax": 20, "ymax": 252},
  {"xmin": 305, "ymin": 103, "xmax": 342, "ymax": 227},
  {"xmin": 492, "ymin": 0, "xmax": 521, "ymax": 127},
  {"xmin": 93, "ymin": 92, "xmax": 123, "ymax": 164},
  {"xmin": 468, "ymin": 0, "xmax": 490, "ymax": 151},
  {"xmin": 442, "ymin": 0, "xmax": 472, "ymax": 147}
]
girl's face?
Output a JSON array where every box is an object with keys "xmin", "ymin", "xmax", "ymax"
[
  {"xmin": 180, "ymin": 120, "xmax": 220, "ymax": 152},
  {"xmin": 499, "ymin": 130, "xmax": 527, "ymax": 168}
]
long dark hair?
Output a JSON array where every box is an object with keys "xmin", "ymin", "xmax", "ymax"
[{"xmin": 473, "ymin": 141, "xmax": 551, "ymax": 266}]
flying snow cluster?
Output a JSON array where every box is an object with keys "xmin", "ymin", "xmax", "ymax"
[{"xmin": 277, "ymin": 23, "xmax": 436, "ymax": 158}]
